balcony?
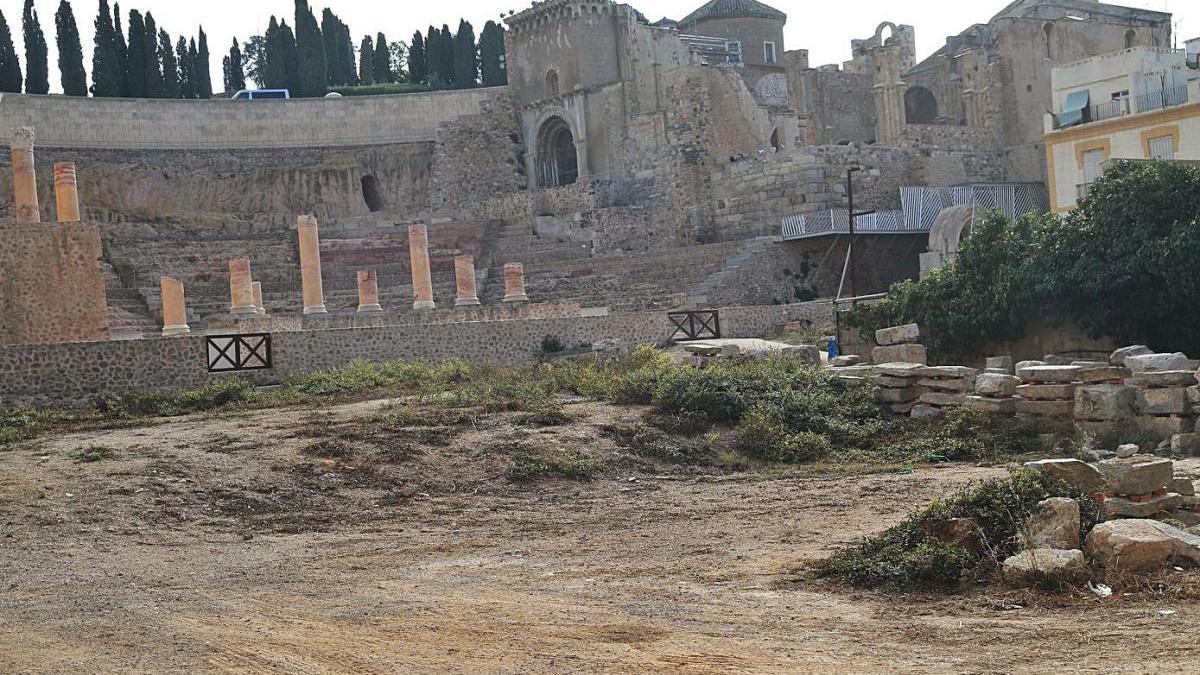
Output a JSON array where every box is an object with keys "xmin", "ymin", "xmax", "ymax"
[{"xmin": 1052, "ymin": 85, "xmax": 1190, "ymax": 130}]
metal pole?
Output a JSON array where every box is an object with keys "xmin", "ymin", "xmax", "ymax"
[{"xmin": 847, "ymin": 167, "xmax": 859, "ymax": 303}]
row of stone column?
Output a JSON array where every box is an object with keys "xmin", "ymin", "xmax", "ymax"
[
  {"xmin": 157, "ymin": 218, "xmax": 531, "ymax": 336},
  {"xmin": 8, "ymin": 127, "xmax": 81, "ymax": 224}
]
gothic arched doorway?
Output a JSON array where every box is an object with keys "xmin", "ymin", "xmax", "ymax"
[
  {"xmin": 535, "ymin": 116, "xmax": 578, "ymax": 188},
  {"xmin": 904, "ymin": 86, "xmax": 938, "ymax": 124}
]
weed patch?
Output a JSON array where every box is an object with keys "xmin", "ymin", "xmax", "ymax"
[{"xmin": 75, "ymin": 445, "xmax": 115, "ymax": 463}]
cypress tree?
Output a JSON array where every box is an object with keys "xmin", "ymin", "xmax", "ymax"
[
  {"xmin": 425, "ymin": 26, "xmax": 442, "ymax": 87},
  {"xmin": 320, "ymin": 8, "xmax": 338, "ymax": 86},
  {"xmin": 452, "ymin": 20, "xmax": 476, "ymax": 89},
  {"xmin": 223, "ymin": 38, "xmax": 244, "ymax": 92},
  {"xmin": 277, "ymin": 21, "xmax": 298, "ymax": 94},
  {"xmin": 479, "ymin": 21, "xmax": 507, "ymax": 87},
  {"xmin": 113, "ymin": 3, "xmax": 129, "ymax": 96},
  {"xmin": 409, "ymin": 31, "xmax": 426, "ymax": 85},
  {"xmin": 195, "ymin": 28, "xmax": 212, "ymax": 98},
  {"xmin": 90, "ymin": 0, "xmax": 120, "ymax": 96},
  {"xmin": 125, "ymin": 9, "xmax": 146, "ymax": 97},
  {"xmin": 357, "ymin": 34, "xmax": 373, "ymax": 86},
  {"xmin": 293, "ymin": 0, "xmax": 325, "ymax": 97},
  {"xmin": 22, "ymin": 0, "xmax": 49, "ymax": 94},
  {"xmin": 54, "ymin": 1, "xmax": 86, "ymax": 96},
  {"xmin": 0, "ymin": 10, "xmax": 23, "ymax": 93},
  {"xmin": 337, "ymin": 21, "xmax": 355, "ymax": 85},
  {"xmin": 159, "ymin": 29, "xmax": 178, "ymax": 98},
  {"xmin": 372, "ymin": 31, "xmax": 390, "ymax": 84},
  {"xmin": 176, "ymin": 35, "xmax": 192, "ymax": 98},
  {"xmin": 439, "ymin": 24, "xmax": 454, "ymax": 88},
  {"xmin": 142, "ymin": 12, "xmax": 161, "ymax": 98}
]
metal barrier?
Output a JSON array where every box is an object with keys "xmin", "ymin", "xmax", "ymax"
[
  {"xmin": 206, "ymin": 333, "xmax": 273, "ymax": 372},
  {"xmin": 668, "ymin": 310, "xmax": 721, "ymax": 342}
]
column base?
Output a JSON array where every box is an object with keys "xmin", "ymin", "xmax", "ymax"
[
  {"xmin": 357, "ymin": 304, "xmax": 384, "ymax": 315},
  {"xmin": 255, "ymin": 308, "xmax": 267, "ymax": 316},
  {"xmin": 413, "ymin": 300, "xmax": 436, "ymax": 310},
  {"xmin": 303, "ymin": 305, "xmax": 328, "ymax": 316},
  {"xmin": 455, "ymin": 297, "xmax": 481, "ymax": 307},
  {"xmin": 162, "ymin": 324, "xmax": 191, "ymax": 337},
  {"xmin": 503, "ymin": 294, "xmax": 530, "ymax": 303},
  {"xmin": 230, "ymin": 306, "xmax": 259, "ymax": 317}
]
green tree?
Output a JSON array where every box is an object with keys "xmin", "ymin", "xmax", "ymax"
[
  {"xmin": 223, "ymin": 38, "xmax": 244, "ymax": 92},
  {"xmin": 425, "ymin": 26, "xmax": 444, "ymax": 87},
  {"xmin": 90, "ymin": 0, "xmax": 120, "ymax": 96},
  {"xmin": 124, "ymin": 9, "xmax": 146, "ymax": 97},
  {"xmin": 439, "ymin": 24, "xmax": 454, "ymax": 87},
  {"xmin": 479, "ymin": 20, "xmax": 506, "ymax": 86},
  {"xmin": 372, "ymin": 31, "xmax": 390, "ymax": 84},
  {"xmin": 336, "ymin": 21, "xmax": 356, "ymax": 84},
  {"xmin": 176, "ymin": 35, "xmax": 192, "ymax": 98},
  {"xmin": 408, "ymin": 30, "xmax": 426, "ymax": 84},
  {"xmin": 241, "ymin": 34, "xmax": 265, "ymax": 87},
  {"xmin": 141, "ymin": 12, "xmax": 162, "ymax": 97},
  {"xmin": 0, "ymin": 10, "xmax": 23, "ymax": 93},
  {"xmin": 387, "ymin": 41, "xmax": 406, "ymax": 82},
  {"xmin": 113, "ymin": 3, "xmax": 129, "ymax": 96},
  {"xmin": 54, "ymin": 1, "xmax": 86, "ymax": 95},
  {"xmin": 357, "ymin": 34, "xmax": 373, "ymax": 85},
  {"xmin": 452, "ymin": 20, "xmax": 476, "ymax": 89},
  {"xmin": 22, "ymin": 0, "xmax": 48, "ymax": 94},
  {"xmin": 158, "ymin": 29, "xmax": 178, "ymax": 98},
  {"xmin": 195, "ymin": 28, "xmax": 212, "ymax": 98},
  {"xmin": 293, "ymin": 0, "xmax": 325, "ymax": 96},
  {"xmin": 266, "ymin": 19, "xmax": 299, "ymax": 93}
]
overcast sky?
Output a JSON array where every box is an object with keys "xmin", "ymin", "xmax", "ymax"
[{"xmin": 2, "ymin": 0, "xmax": 1196, "ymax": 94}]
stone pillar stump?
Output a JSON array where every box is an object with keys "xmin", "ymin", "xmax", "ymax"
[
  {"xmin": 9, "ymin": 127, "xmax": 40, "ymax": 224},
  {"xmin": 454, "ymin": 255, "xmax": 481, "ymax": 307},
  {"xmin": 408, "ymin": 223, "xmax": 436, "ymax": 310},
  {"xmin": 357, "ymin": 269, "xmax": 383, "ymax": 314},
  {"xmin": 297, "ymin": 215, "xmax": 328, "ymax": 315},
  {"xmin": 228, "ymin": 257, "xmax": 257, "ymax": 316},
  {"xmin": 252, "ymin": 281, "xmax": 266, "ymax": 315},
  {"xmin": 502, "ymin": 262, "xmax": 530, "ymax": 303},
  {"xmin": 53, "ymin": 162, "xmax": 81, "ymax": 223},
  {"xmin": 160, "ymin": 276, "xmax": 190, "ymax": 336}
]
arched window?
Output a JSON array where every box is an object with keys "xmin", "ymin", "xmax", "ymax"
[
  {"xmin": 904, "ymin": 86, "xmax": 938, "ymax": 124},
  {"xmin": 770, "ymin": 128, "xmax": 782, "ymax": 151},
  {"xmin": 361, "ymin": 175, "xmax": 384, "ymax": 212},
  {"xmin": 1044, "ymin": 23, "xmax": 1054, "ymax": 60},
  {"xmin": 534, "ymin": 116, "xmax": 578, "ymax": 188},
  {"xmin": 545, "ymin": 69, "xmax": 560, "ymax": 98},
  {"xmin": 1125, "ymin": 29, "xmax": 1137, "ymax": 49}
]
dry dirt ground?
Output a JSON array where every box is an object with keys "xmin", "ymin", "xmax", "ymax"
[{"xmin": 2, "ymin": 397, "xmax": 1198, "ymax": 674}]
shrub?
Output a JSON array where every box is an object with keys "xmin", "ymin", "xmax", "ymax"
[
  {"xmin": 734, "ymin": 409, "xmax": 829, "ymax": 463},
  {"xmin": 123, "ymin": 378, "xmax": 261, "ymax": 417},
  {"xmin": 821, "ymin": 470, "xmax": 1105, "ymax": 590},
  {"xmin": 540, "ymin": 335, "xmax": 565, "ymax": 354}
]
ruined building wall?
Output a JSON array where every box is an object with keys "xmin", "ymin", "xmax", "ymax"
[
  {"xmin": 791, "ymin": 67, "xmax": 876, "ymax": 145},
  {"xmin": 0, "ymin": 222, "xmax": 109, "ymax": 345},
  {"xmin": 429, "ymin": 93, "xmax": 526, "ymax": 217}
]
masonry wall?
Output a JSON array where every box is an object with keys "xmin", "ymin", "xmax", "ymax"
[
  {"xmin": 0, "ymin": 222, "xmax": 109, "ymax": 346},
  {"xmin": 0, "ymin": 301, "xmax": 835, "ymax": 407},
  {"xmin": 0, "ymin": 89, "xmax": 501, "ymax": 149}
]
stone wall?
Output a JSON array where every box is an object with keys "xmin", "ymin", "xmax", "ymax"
[
  {"xmin": 429, "ymin": 93, "xmax": 526, "ymax": 216},
  {"xmin": 0, "ymin": 221, "xmax": 109, "ymax": 346},
  {"xmin": 0, "ymin": 89, "xmax": 501, "ymax": 149},
  {"xmin": 0, "ymin": 301, "xmax": 834, "ymax": 407},
  {"xmin": 791, "ymin": 69, "xmax": 876, "ymax": 145}
]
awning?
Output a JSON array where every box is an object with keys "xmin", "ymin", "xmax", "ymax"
[{"xmin": 1059, "ymin": 90, "xmax": 1091, "ymax": 128}]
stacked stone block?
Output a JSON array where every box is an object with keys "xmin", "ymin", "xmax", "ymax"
[
  {"xmin": 1125, "ymin": 353, "xmax": 1198, "ymax": 443},
  {"xmin": 1015, "ymin": 364, "xmax": 1082, "ymax": 420},
  {"xmin": 1096, "ymin": 455, "xmax": 1186, "ymax": 519},
  {"xmin": 912, "ymin": 366, "xmax": 978, "ymax": 418},
  {"xmin": 966, "ymin": 372, "xmax": 1021, "ymax": 414},
  {"xmin": 873, "ymin": 362, "xmax": 925, "ymax": 415},
  {"xmin": 871, "ymin": 323, "xmax": 926, "ymax": 365}
]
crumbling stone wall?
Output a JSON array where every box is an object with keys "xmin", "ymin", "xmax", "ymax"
[
  {"xmin": 0, "ymin": 222, "xmax": 109, "ymax": 345},
  {"xmin": 429, "ymin": 92, "xmax": 525, "ymax": 216}
]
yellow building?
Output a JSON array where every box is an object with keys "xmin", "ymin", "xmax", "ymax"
[{"xmin": 1044, "ymin": 46, "xmax": 1200, "ymax": 211}]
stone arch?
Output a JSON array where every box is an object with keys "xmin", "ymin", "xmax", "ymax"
[
  {"xmin": 361, "ymin": 175, "xmax": 384, "ymax": 212},
  {"xmin": 904, "ymin": 86, "xmax": 938, "ymax": 124},
  {"xmin": 534, "ymin": 115, "xmax": 579, "ymax": 188},
  {"xmin": 874, "ymin": 22, "xmax": 898, "ymax": 45},
  {"xmin": 770, "ymin": 128, "xmax": 782, "ymax": 151},
  {"xmin": 545, "ymin": 69, "xmax": 560, "ymax": 98}
]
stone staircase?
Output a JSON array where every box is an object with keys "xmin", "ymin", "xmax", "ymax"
[{"xmin": 687, "ymin": 235, "xmax": 781, "ymax": 308}]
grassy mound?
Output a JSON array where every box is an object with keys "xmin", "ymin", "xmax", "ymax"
[{"xmin": 820, "ymin": 470, "xmax": 1105, "ymax": 591}]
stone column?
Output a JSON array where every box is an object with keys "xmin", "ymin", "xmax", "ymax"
[
  {"xmin": 160, "ymin": 276, "xmax": 190, "ymax": 336},
  {"xmin": 53, "ymin": 162, "xmax": 81, "ymax": 223},
  {"xmin": 502, "ymin": 262, "xmax": 529, "ymax": 303},
  {"xmin": 408, "ymin": 223, "xmax": 436, "ymax": 310},
  {"xmin": 252, "ymin": 281, "xmax": 266, "ymax": 315},
  {"xmin": 454, "ymin": 255, "xmax": 481, "ymax": 307},
  {"xmin": 228, "ymin": 257, "xmax": 257, "ymax": 316},
  {"xmin": 357, "ymin": 269, "xmax": 383, "ymax": 314},
  {"xmin": 297, "ymin": 215, "xmax": 327, "ymax": 315},
  {"xmin": 9, "ymin": 127, "xmax": 40, "ymax": 224}
]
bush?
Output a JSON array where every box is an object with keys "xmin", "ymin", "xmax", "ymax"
[
  {"xmin": 734, "ymin": 409, "xmax": 829, "ymax": 463},
  {"xmin": 845, "ymin": 161, "xmax": 1200, "ymax": 360},
  {"xmin": 123, "ymin": 378, "xmax": 261, "ymax": 417},
  {"xmin": 328, "ymin": 82, "xmax": 432, "ymax": 96},
  {"xmin": 821, "ymin": 470, "xmax": 1104, "ymax": 590}
]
